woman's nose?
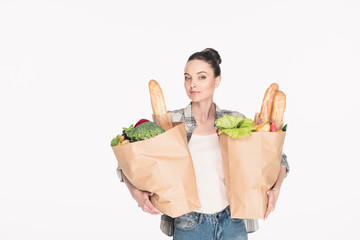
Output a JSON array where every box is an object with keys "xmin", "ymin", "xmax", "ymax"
[{"xmin": 190, "ymin": 79, "xmax": 197, "ymax": 88}]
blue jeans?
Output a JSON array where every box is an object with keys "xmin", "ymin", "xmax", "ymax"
[{"xmin": 173, "ymin": 205, "xmax": 248, "ymax": 240}]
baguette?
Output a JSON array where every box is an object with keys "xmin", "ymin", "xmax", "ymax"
[
  {"xmin": 149, "ymin": 79, "xmax": 167, "ymax": 115},
  {"xmin": 271, "ymin": 90, "xmax": 286, "ymax": 122},
  {"xmin": 148, "ymin": 79, "xmax": 173, "ymax": 131},
  {"xmin": 259, "ymin": 83, "xmax": 279, "ymax": 122}
]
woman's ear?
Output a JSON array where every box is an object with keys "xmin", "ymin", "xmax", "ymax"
[{"xmin": 215, "ymin": 76, "xmax": 221, "ymax": 88}]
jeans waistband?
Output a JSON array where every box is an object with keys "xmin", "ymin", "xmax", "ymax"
[{"xmin": 192, "ymin": 205, "xmax": 231, "ymax": 221}]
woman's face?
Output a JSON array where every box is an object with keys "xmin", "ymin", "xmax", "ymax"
[{"xmin": 184, "ymin": 60, "xmax": 221, "ymax": 103}]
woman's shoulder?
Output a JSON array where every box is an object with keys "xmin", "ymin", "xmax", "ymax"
[
  {"xmin": 167, "ymin": 108, "xmax": 185, "ymax": 122},
  {"xmin": 167, "ymin": 108, "xmax": 184, "ymax": 115},
  {"xmin": 167, "ymin": 103, "xmax": 193, "ymax": 122},
  {"xmin": 219, "ymin": 109, "xmax": 246, "ymax": 118},
  {"xmin": 215, "ymin": 104, "xmax": 246, "ymax": 118}
]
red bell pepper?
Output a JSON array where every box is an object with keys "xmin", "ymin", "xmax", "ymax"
[
  {"xmin": 270, "ymin": 121, "xmax": 277, "ymax": 132},
  {"xmin": 134, "ymin": 119, "xmax": 150, "ymax": 128}
]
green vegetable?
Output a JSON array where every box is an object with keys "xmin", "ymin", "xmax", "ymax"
[
  {"xmin": 215, "ymin": 114, "xmax": 256, "ymax": 138},
  {"xmin": 123, "ymin": 125, "xmax": 134, "ymax": 138},
  {"xmin": 282, "ymin": 124, "xmax": 288, "ymax": 131},
  {"xmin": 111, "ymin": 135, "xmax": 122, "ymax": 146},
  {"xmin": 125, "ymin": 122, "xmax": 165, "ymax": 142}
]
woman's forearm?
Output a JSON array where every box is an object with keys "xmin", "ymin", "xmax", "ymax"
[
  {"xmin": 120, "ymin": 170, "xmax": 161, "ymax": 214},
  {"xmin": 121, "ymin": 171, "xmax": 136, "ymax": 192},
  {"xmin": 272, "ymin": 166, "xmax": 287, "ymax": 191}
]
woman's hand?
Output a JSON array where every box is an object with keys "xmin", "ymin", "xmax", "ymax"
[
  {"xmin": 264, "ymin": 166, "xmax": 286, "ymax": 220},
  {"xmin": 121, "ymin": 170, "xmax": 162, "ymax": 215},
  {"xmin": 264, "ymin": 188, "xmax": 280, "ymax": 220},
  {"xmin": 130, "ymin": 188, "xmax": 163, "ymax": 215}
]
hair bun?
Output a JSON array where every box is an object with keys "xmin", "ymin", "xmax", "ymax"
[
  {"xmin": 187, "ymin": 48, "xmax": 222, "ymax": 77},
  {"xmin": 201, "ymin": 48, "xmax": 222, "ymax": 65}
]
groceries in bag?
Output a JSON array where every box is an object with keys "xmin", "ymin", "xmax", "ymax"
[
  {"xmin": 110, "ymin": 80, "xmax": 200, "ymax": 218},
  {"xmin": 215, "ymin": 82, "xmax": 287, "ymax": 219}
]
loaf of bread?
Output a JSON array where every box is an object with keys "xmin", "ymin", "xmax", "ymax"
[
  {"xmin": 149, "ymin": 79, "xmax": 167, "ymax": 115},
  {"xmin": 148, "ymin": 79, "xmax": 173, "ymax": 131},
  {"xmin": 270, "ymin": 90, "xmax": 286, "ymax": 122},
  {"xmin": 259, "ymin": 83, "xmax": 279, "ymax": 122}
]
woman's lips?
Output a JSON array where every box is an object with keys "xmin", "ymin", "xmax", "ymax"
[{"xmin": 190, "ymin": 91, "xmax": 200, "ymax": 94}]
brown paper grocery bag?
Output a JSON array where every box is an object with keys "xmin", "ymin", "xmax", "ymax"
[
  {"xmin": 112, "ymin": 122, "xmax": 201, "ymax": 218},
  {"xmin": 219, "ymin": 132, "xmax": 286, "ymax": 219}
]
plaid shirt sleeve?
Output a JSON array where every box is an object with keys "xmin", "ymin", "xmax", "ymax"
[{"xmin": 116, "ymin": 166, "xmax": 124, "ymax": 183}]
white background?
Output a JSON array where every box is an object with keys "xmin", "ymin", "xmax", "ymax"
[{"xmin": 1, "ymin": 0, "xmax": 359, "ymax": 239}]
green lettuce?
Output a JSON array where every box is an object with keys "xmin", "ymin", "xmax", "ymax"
[{"xmin": 215, "ymin": 114, "xmax": 256, "ymax": 138}]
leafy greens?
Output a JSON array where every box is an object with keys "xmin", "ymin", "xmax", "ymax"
[{"xmin": 215, "ymin": 114, "xmax": 256, "ymax": 138}]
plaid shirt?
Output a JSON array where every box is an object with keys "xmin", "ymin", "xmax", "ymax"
[{"xmin": 117, "ymin": 102, "xmax": 289, "ymax": 236}]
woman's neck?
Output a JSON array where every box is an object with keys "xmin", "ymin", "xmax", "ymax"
[{"xmin": 191, "ymin": 100, "xmax": 215, "ymax": 124}]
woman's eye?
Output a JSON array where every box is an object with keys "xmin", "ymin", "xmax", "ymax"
[
  {"xmin": 185, "ymin": 76, "xmax": 190, "ymax": 80},
  {"xmin": 200, "ymin": 76, "xmax": 206, "ymax": 80}
]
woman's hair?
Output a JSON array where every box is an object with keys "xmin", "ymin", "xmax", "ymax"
[{"xmin": 187, "ymin": 48, "xmax": 222, "ymax": 77}]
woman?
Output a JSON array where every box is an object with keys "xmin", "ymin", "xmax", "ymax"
[{"xmin": 117, "ymin": 48, "xmax": 289, "ymax": 239}]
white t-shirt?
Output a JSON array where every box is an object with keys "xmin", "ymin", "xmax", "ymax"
[{"xmin": 188, "ymin": 133, "xmax": 229, "ymax": 214}]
